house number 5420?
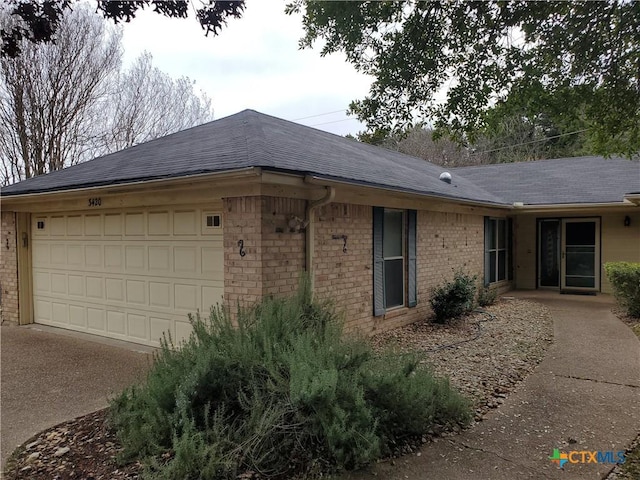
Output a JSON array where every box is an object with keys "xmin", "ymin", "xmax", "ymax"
[{"xmin": 88, "ymin": 198, "xmax": 102, "ymax": 207}]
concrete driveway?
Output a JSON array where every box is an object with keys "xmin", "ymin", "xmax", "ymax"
[{"xmin": 1, "ymin": 324, "xmax": 152, "ymax": 470}]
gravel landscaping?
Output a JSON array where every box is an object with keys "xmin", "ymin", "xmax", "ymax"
[
  {"xmin": 4, "ymin": 296, "xmax": 554, "ymax": 479},
  {"xmin": 371, "ymin": 297, "xmax": 554, "ymax": 421}
]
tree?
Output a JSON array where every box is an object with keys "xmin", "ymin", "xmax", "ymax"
[
  {"xmin": 1, "ymin": 0, "xmax": 245, "ymax": 58},
  {"xmin": 104, "ymin": 52, "xmax": 214, "ymax": 152},
  {"xmin": 289, "ymin": 1, "xmax": 640, "ymax": 157},
  {"xmin": 0, "ymin": 4, "xmax": 120, "ymax": 183},
  {"xmin": 358, "ymin": 126, "xmax": 475, "ymax": 167},
  {"xmin": 0, "ymin": 6, "xmax": 214, "ymax": 185}
]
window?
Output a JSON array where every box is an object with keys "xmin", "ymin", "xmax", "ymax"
[
  {"xmin": 206, "ymin": 214, "xmax": 221, "ymax": 228},
  {"xmin": 484, "ymin": 217, "xmax": 512, "ymax": 285},
  {"xmin": 373, "ymin": 207, "xmax": 417, "ymax": 315}
]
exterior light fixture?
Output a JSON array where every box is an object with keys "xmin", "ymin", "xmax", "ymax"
[{"xmin": 624, "ymin": 215, "xmax": 631, "ymax": 227}]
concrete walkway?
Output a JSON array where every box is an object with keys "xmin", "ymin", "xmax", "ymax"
[
  {"xmin": 347, "ymin": 292, "xmax": 640, "ymax": 480},
  {"xmin": 0, "ymin": 324, "xmax": 153, "ymax": 470}
]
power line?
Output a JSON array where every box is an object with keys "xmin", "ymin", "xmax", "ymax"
[
  {"xmin": 308, "ymin": 117, "xmax": 361, "ymax": 127},
  {"xmin": 470, "ymin": 128, "xmax": 590, "ymax": 155},
  {"xmin": 289, "ymin": 109, "xmax": 347, "ymax": 121}
]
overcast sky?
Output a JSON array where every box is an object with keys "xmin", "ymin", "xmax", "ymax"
[{"xmin": 121, "ymin": 0, "xmax": 372, "ymax": 136}]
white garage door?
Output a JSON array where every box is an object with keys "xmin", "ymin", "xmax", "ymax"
[{"xmin": 31, "ymin": 206, "xmax": 224, "ymax": 346}]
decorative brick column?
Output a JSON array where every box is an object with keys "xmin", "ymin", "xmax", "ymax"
[
  {"xmin": 1, "ymin": 211, "xmax": 19, "ymax": 324},
  {"xmin": 222, "ymin": 196, "xmax": 306, "ymax": 310}
]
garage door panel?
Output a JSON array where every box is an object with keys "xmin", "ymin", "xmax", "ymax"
[
  {"xmin": 174, "ymin": 210, "xmax": 197, "ymax": 235},
  {"xmin": 125, "ymin": 213, "xmax": 145, "ymax": 236},
  {"xmin": 202, "ymin": 247, "xmax": 224, "ymax": 274},
  {"xmin": 84, "ymin": 215, "xmax": 102, "ymax": 236},
  {"xmin": 86, "ymin": 276, "xmax": 104, "ymax": 299},
  {"xmin": 85, "ymin": 245, "xmax": 102, "ymax": 267},
  {"xmin": 50, "ymin": 216, "xmax": 65, "ymax": 236},
  {"xmin": 104, "ymin": 214, "xmax": 123, "ymax": 235},
  {"xmin": 51, "ymin": 273, "xmax": 67, "ymax": 294},
  {"xmin": 174, "ymin": 247, "xmax": 197, "ymax": 273},
  {"xmin": 125, "ymin": 246, "xmax": 145, "ymax": 270},
  {"xmin": 148, "ymin": 211, "xmax": 170, "ymax": 235},
  {"xmin": 67, "ymin": 216, "xmax": 83, "ymax": 235},
  {"xmin": 52, "ymin": 302, "xmax": 68, "ymax": 324},
  {"xmin": 107, "ymin": 311, "xmax": 126, "ymax": 335},
  {"xmin": 87, "ymin": 308, "xmax": 105, "ymax": 331},
  {"xmin": 175, "ymin": 284, "xmax": 198, "ymax": 310},
  {"xmin": 106, "ymin": 278, "xmax": 124, "ymax": 301},
  {"xmin": 105, "ymin": 245, "xmax": 123, "ymax": 268},
  {"xmin": 34, "ymin": 271, "xmax": 50, "ymax": 293},
  {"xmin": 150, "ymin": 282, "xmax": 171, "ymax": 308},
  {"xmin": 33, "ymin": 243, "xmax": 50, "ymax": 264},
  {"xmin": 127, "ymin": 313, "xmax": 147, "ymax": 340},
  {"xmin": 149, "ymin": 246, "xmax": 171, "ymax": 271},
  {"xmin": 202, "ymin": 286, "xmax": 223, "ymax": 313},
  {"xmin": 126, "ymin": 280, "xmax": 146, "ymax": 304},
  {"xmin": 68, "ymin": 275, "xmax": 84, "ymax": 296},
  {"xmin": 51, "ymin": 244, "xmax": 67, "ymax": 264},
  {"xmin": 68, "ymin": 245, "xmax": 84, "ymax": 265},
  {"xmin": 34, "ymin": 299, "xmax": 51, "ymax": 322},
  {"xmin": 69, "ymin": 305, "xmax": 86, "ymax": 327},
  {"xmin": 150, "ymin": 316, "xmax": 172, "ymax": 343},
  {"xmin": 33, "ymin": 206, "xmax": 223, "ymax": 347},
  {"xmin": 175, "ymin": 320, "xmax": 193, "ymax": 344}
]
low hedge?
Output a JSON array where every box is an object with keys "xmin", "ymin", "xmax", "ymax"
[
  {"xmin": 604, "ymin": 262, "xmax": 640, "ymax": 317},
  {"xmin": 110, "ymin": 278, "xmax": 471, "ymax": 479}
]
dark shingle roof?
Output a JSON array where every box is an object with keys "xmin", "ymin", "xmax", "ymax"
[
  {"xmin": 2, "ymin": 110, "xmax": 638, "ymax": 207},
  {"xmin": 0, "ymin": 110, "xmax": 504, "ymax": 205},
  {"xmin": 453, "ymin": 156, "xmax": 640, "ymax": 205}
]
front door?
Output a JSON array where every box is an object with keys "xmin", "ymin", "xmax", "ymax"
[{"xmin": 561, "ymin": 218, "xmax": 600, "ymax": 291}]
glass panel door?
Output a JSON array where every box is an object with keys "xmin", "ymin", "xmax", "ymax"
[
  {"xmin": 538, "ymin": 220, "xmax": 560, "ymax": 288},
  {"xmin": 561, "ymin": 219, "xmax": 600, "ymax": 290}
]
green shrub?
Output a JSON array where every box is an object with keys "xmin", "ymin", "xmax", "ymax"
[
  {"xmin": 110, "ymin": 277, "xmax": 471, "ymax": 479},
  {"xmin": 429, "ymin": 271, "xmax": 477, "ymax": 323},
  {"xmin": 477, "ymin": 284, "xmax": 498, "ymax": 307},
  {"xmin": 604, "ymin": 262, "xmax": 640, "ymax": 317}
]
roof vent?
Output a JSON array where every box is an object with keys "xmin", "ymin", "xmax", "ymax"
[{"xmin": 439, "ymin": 172, "xmax": 452, "ymax": 184}]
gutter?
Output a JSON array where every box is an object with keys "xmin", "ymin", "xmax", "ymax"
[
  {"xmin": 302, "ymin": 174, "xmax": 508, "ymax": 209},
  {"xmin": 624, "ymin": 194, "xmax": 640, "ymax": 206},
  {"xmin": 0, "ymin": 168, "xmax": 261, "ymax": 205},
  {"xmin": 512, "ymin": 200, "xmax": 639, "ymax": 213},
  {"xmin": 303, "ymin": 179, "xmax": 336, "ymax": 291}
]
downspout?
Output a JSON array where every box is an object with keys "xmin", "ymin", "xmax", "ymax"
[{"xmin": 305, "ymin": 185, "xmax": 336, "ymax": 292}]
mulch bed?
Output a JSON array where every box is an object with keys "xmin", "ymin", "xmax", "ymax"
[{"xmin": 3, "ymin": 410, "xmax": 142, "ymax": 479}]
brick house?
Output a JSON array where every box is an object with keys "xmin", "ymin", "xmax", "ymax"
[{"xmin": 1, "ymin": 110, "xmax": 639, "ymax": 346}]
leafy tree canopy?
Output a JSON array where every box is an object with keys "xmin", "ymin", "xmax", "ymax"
[
  {"xmin": 1, "ymin": 0, "xmax": 245, "ymax": 58},
  {"xmin": 288, "ymin": 0, "xmax": 640, "ymax": 157}
]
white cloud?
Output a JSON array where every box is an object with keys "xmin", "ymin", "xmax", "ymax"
[{"xmin": 121, "ymin": 0, "xmax": 372, "ymax": 136}]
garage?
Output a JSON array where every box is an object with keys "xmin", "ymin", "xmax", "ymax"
[{"xmin": 30, "ymin": 205, "xmax": 224, "ymax": 346}]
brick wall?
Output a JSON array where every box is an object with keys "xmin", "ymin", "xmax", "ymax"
[
  {"xmin": 314, "ymin": 203, "xmax": 374, "ymax": 333},
  {"xmin": 313, "ymin": 205, "xmax": 485, "ymax": 335},
  {"xmin": 1, "ymin": 211, "xmax": 19, "ymax": 324},
  {"xmin": 223, "ymin": 197, "xmax": 486, "ymax": 336},
  {"xmin": 223, "ymin": 196, "xmax": 306, "ymax": 309},
  {"xmin": 260, "ymin": 197, "xmax": 306, "ymax": 296}
]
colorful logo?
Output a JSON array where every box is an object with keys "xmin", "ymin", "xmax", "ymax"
[
  {"xmin": 549, "ymin": 449, "xmax": 568, "ymax": 468},
  {"xmin": 549, "ymin": 448, "xmax": 625, "ymax": 468}
]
